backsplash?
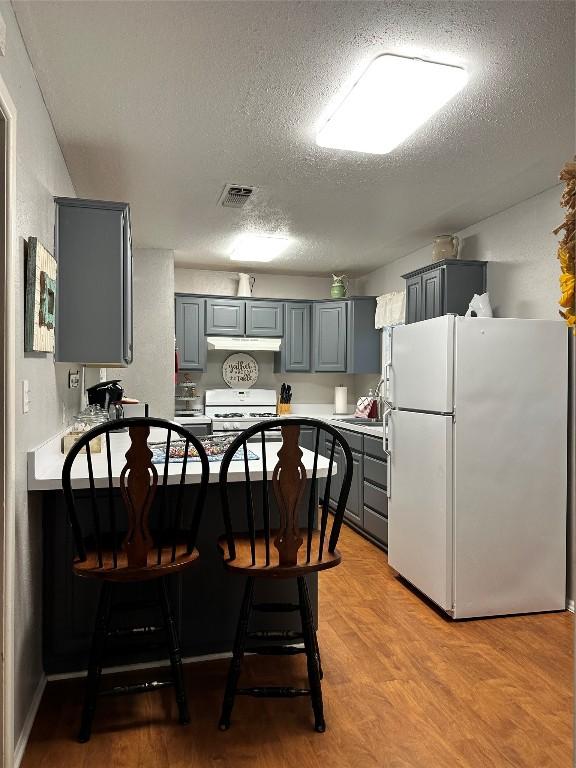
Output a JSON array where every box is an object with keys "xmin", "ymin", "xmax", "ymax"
[{"xmin": 176, "ymin": 350, "xmax": 370, "ymax": 408}]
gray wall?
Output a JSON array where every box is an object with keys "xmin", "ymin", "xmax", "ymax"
[
  {"xmin": 184, "ymin": 349, "xmax": 357, "ymax": 407},
  {"xmin": 174, "ymin": 267, "xmax": 354, "ymax": 301},
  {"xmin": 109, "ymin": 249, "xmax": 174, "ymax": 418},
  {"xmin": 0, "ymin": 1, "xmax": 78, "ymax": 751}
]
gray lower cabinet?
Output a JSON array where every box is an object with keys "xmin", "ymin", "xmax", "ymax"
[
  {"xmin": 206, "ymin": 298, "xmax": 245, "ymax": 335},
  {"xmin": 403, "ymin": 259, "xmax": 487, "ymax": 324},
  {"xmin": 179, "ymin": 423, "xmax": 211, "ymax": 437},
  {"xmin": 313, "ymin": 302, "xmax": 347, "ymax": 372},
  {"xmin": 175, "ymin": 295, "xmax": 206, "ymax": 370},
  {"xmin": 276, "ymin": 302, "xmax": 311, "ymax": 372},
  {"xmin": 320, "ymin": 426, "xmax": 388, "ymax": 549},
  {"xmin": 55, "ymin": 197, "xmax": 133, "ymax": 366},
  {"xmin": 246, "ymin": 301, "xmax": 284, "ymax": 337}
]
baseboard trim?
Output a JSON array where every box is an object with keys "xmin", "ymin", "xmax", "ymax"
[
  {"xmin": 567, "ymin": 600, "xmax": 574, "ymax": 613},
  {"xmin": 14, "ymin": 674, "xmax": 46, "ymax": 768},
  {"xmin": 46, "ymin": 650, "xmax": 233, "ymax": 682}
]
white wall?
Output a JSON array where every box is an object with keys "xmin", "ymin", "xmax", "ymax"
[
  {"xmin": 356, "ymin": 185, "xmax": 563, "ymax": 320},
  {"xmin": 109, "ymin": 249, "xmax": 174, "ymax": 418},
  {"xmin": 0, "ymin": 1, "xmax": 78, "ymax": 752}
]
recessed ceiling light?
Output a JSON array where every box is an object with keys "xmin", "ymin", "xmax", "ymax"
[
  {"xmin": 316, "ymin": 54, "xmax": 468, "ymax": 155},
  {"xmin": 230, "ymin": 233, "xmax": 290, "ymax": 262}
]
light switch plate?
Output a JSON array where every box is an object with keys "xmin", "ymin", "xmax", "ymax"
[
  {"xmin": 0, "ymin": 14, "xmax": 7, "ymax": 57},
  {"xmin": 22, "ymin": 380, "xmax": 30, "ymax": 413}
]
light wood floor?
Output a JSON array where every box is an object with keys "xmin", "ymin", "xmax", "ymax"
[{"xmin": 23, "ymin": 526, "xmax": 573, "ymax": 768}]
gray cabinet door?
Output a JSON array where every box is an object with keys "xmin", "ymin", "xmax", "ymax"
[
  {"xmin": 175, "ymin": 295, "xmax": 206, "ymax": 371},
  {"xmin": 422, "ymin": 268, "xmax": 443, "ymax": 321},
  {"xmin": 206, "ymin": 298, "xmax": 245, "ymax": 335},
  {"xmin": 330, "ymin": 447, "xmax": 362, "ymax": 526},
  {"xmin": 246, "ymin": 301, "xmax": 284, "ymax": 337},
  {"xmin": 313, "ymin": 302, "xmax": 347, "ymax": 372},
  {"xmin": 55, "ymin": 198, "xmax": 132, "ymax": 365},
  {"xmin": 405, "ymin": 275, "xmax": 422, "ymax": 324},
  {"xmin": 283, "ymin": 302, "xmax": 311, "ymax": 371}
]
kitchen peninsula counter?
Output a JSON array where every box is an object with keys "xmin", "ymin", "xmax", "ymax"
[{"xmin": 31, "ymin": 429, "xmax": 330, "ymax": 674}]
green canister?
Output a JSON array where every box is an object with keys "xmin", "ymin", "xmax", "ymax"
[{"xmin": 330, "ymin": 274, "xmax": 348, "ymax": 298}]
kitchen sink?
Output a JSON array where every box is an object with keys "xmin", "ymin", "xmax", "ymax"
[{"xmin": 335, "ymin": 417, "xmax": 381, "ymax": 425}]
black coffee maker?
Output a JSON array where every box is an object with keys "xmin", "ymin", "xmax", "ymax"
[{"xmin": 86, "ymin": 380, "xmax": 124, "ymax": 416}]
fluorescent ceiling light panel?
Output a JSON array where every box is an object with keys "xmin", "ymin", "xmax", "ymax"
[
  {"xmin": 230, "ymin": 233, "xmax": 290, "ymax": 262},
  {"xmin": 316, "ymin": 54, "xmax": 468, "ymax": 155}
]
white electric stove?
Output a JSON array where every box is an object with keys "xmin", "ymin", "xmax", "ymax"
[{"xmin": 205, "ymin": 388, "xmax": 278, "ymax": 433}]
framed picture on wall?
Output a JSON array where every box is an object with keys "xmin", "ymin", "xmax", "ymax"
[{"xmin": 25, "ymin": 236, "xmax": 57, "ymax": 353}]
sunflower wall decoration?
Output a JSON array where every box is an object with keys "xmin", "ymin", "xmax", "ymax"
[{"xmin": 553, "ymin": 160, "xmax": 576, "ymax": 332}]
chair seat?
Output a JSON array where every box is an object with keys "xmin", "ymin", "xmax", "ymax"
[
  {"xmin": 73, "ymin": 542, "xmax": 200, "ymax": 582},
  {"xmin": 218, "ymin": 531, "xmax": 341, "ymax": 578}
]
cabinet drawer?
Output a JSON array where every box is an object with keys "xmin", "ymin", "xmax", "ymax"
[
  {"xmin": 334, "ymin": 427, "xmax": 363, "ymax": 453},
  {"xmin": 364, "ymin": 434, "xmax": 386, "ymax": 461},
  {"xmin": 363, "ymin": 480, "xmax": 388, "ymax": 517},
  {"xmin": 364, "ymin": 455, "xmax": 387, "ymax": 488},
  {"xmin": 363, "ymin": 506, "xmax": 388, "ymax": 546}
]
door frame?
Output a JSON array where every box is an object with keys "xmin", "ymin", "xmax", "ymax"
[{"xmin": 0, "ymin": 71, "xmax": 17, "ymax": 767}]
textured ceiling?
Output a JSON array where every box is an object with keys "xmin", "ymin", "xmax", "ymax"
[{"xmin": 13, "ymin": 0, "xmax": 576, "ymax": 275}]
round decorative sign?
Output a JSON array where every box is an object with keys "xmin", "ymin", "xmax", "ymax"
[{"xmin": 222, "ymin": 353, "xmax": 259, "ymax": 388}]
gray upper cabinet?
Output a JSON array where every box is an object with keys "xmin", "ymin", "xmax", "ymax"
[
  {"xmin": 245, "ymin": 300, "xmax": 284, "ymax": 337},
  {"xmin": 175, "ymin": 295, "xmax": 206, "ymax": 371},
  {"xmin": 205, "ymin": 298, "xmax": 245, "ymax": 335},
  {"xmin": 403, "ymin": 260, "xmax": 487, "ymax": 324},
  {"xmin": 422, "ymin": 267, "xmax": 443, "ymax": 321},
  {"xmin": 313, "ymin": 302, "xmax": 347, "ymax": 372},
  {"xmin": 405, "ymin": 276, "xmax": 421, "ymax": 325},
  {"xmin": 55, "ymin": 197, "xmax": 133, "ymax": 366},
  {"xmin": 276, "ymin": 302, "xmax": 311, "ymax": 372},
  {"xmin": 345, "ymin": 298, "xmax": 381, "ymax": 374},
  {"xmin": 313, "ymin": 298, "xmax": 381, "ymax": 374}
]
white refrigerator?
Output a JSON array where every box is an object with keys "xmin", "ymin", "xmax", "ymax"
[{"xmin": 386, "ymin": 315, "xmax": 568, "ymax": 619}]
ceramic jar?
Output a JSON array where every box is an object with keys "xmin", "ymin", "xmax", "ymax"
[{"xmin": 432, "ymin": 234, "xmax": 460, "ymax": 262}]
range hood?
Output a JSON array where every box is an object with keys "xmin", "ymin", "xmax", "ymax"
[{"xmin": 207, "ymin": 336, "xmax": 282, "ymax": 352}]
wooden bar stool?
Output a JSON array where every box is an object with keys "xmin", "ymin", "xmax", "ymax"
[
  {"xmin": 217, "ymin": 417, "xmax": 353, "ymax": 732},
  {"xmin": 62, "ymin": 417, "xmax": 209, "ymax": 742}
]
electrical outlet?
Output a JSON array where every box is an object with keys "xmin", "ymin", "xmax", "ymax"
[
  {"xmin": 22, "ymin": 380, "xmax": 30, "ymax": 413},
  {"xmin": 68, "ymin": 370, "xmax": 80, "ymax": 389},
  {"xmin": 99, "ymin": 368, "xmax": 107, "ymax": 382}
]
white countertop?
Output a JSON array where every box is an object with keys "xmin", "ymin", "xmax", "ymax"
[
  {"xmin": 173, "ymin": 405, "xmax": 384, "ymax": 438},
  {"xmin": 173, "ymin": 415, "xmax": 212, "ymax": 425},
  {"xmin": 28, "ymin": 428, "xmax": 332, "ymax": 491}
]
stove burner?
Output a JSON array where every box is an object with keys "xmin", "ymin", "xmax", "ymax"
[
  {"xmin": 213, "ymin": 412, "xmax": 244, "ymax": 418},
  {"xmin": 249, "ymin": 412, "xmax": 277, "ymax": 417}
]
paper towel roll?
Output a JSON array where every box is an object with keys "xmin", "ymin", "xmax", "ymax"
[{"xmin": 334, "ymin": 386, "xmax": 348, "ymax": 415}]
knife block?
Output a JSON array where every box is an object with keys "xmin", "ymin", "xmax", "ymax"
[{"xmin": 277, "ymin": 400, "xmax": 292, "ymax": 415}]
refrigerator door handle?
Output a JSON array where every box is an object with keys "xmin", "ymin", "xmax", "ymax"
[{"xmin": 384, "ymin": 406, "xmax": 392, "ymax": 499}]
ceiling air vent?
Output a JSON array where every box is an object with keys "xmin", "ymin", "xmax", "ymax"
[{"xmin": 219, "ymin": 184, "xmax": 254, "ymax": 209}]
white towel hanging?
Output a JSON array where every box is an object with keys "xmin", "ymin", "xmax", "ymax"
[{"xmin": 375, "ymin": 291, "xmax": 405, "ymax": 328}]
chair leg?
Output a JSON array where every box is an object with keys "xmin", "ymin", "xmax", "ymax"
[
  {"xmin": 159, "ymin": 577, "xmax": 190, "ymax": 725},
  {"xmin": 219, "ymin": 576, "xmax": 255, "ymax": 730},
  {"xmin": 313, "ymin": 626, "xmax": 324, "ymax": 680},
  {"xmin": 78, "ymin": 581, "xmax": 113, "ymax": 743},
  {"xmin": 297, "ymin": 576, "xmax": 325, "ymax": 733}
]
